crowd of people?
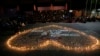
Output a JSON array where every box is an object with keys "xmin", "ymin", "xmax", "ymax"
[{"xmin": 0, "ymin": 10, "xmax": 99, "ymax": 32}]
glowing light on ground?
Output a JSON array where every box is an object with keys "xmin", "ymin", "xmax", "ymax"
[{"xmin": 6, "ymin": 25, "xmax": 100, "ymax": 52}]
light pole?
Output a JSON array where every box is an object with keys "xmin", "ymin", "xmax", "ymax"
[
  {"xmin": 94, "ymin": 0, "xmax": 98, "ymax": 17},
  {"xmin": 94, "ymin": 0, "xmax": 98, "ymax": 10},
  {"xmin": 90, "ymin": 0, "xmax": 93, "ymax": 11},
  {"xmin": 85, "ymin": 0, "xmax": 88, "ymax": 17},
  {"xmin": 89, "ymin": 0, "xmax": 93, "ymax": 17}
]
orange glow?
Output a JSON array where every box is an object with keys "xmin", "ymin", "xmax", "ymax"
[{"xmin": 6, "ymin": 25, "xmax": 100, "ymax": 52}]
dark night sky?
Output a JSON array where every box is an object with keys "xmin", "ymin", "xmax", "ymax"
[
  {"xmin": 0, "ymin": 0, "xmax": 100, "ymax": 9},
  {"xmin": 1, "ymin": 0, "xmax": 86, "ymax": 4}
]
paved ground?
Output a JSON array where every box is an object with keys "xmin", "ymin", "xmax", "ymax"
[{"xmin": 0, "ymin": 22, "xmax": 100, "ymax": 56}]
